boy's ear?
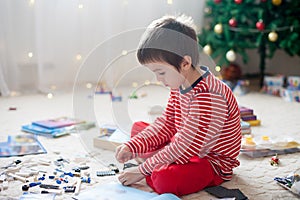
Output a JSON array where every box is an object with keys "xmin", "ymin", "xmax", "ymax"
[{"xmin": 180, "ymin": 55, "xmax": 192, "ymax": 71}]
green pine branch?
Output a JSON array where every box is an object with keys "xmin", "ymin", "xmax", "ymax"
[{"xmin": 199, "ymin": 0, "xmax": 300, "ymax": 67}]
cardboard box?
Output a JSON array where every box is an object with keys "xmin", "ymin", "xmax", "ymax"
[{"xmin": 93, "ymin": 136, "xmax": 123, "ymax": 151}]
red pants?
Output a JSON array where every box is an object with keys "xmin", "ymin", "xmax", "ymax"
[{"xmin": 131, "ymin": 122, "xmax": 224, "ymax": 196}]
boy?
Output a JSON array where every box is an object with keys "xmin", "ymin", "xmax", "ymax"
[{"xmin": 115, "ymin": 15, "xmax": 242, "ymax": 196}]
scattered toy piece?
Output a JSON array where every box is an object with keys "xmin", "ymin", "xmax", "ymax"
[
  {"xmin": 108, "ymin": 164, "xmax": 119, "ymax": 173},
  {"xmin": 74, "ymin": 178, "xmax": 81, "ymax": 195},
  {"xmin": 96, "ymin": 170, "xmax": 116, "ymax": 177},
  {"xmin": 274, "ymin": 171, "xmax": 300, "ymax": 197},
  {"xmin": 7, "ymin": 173, "xmax": 28, "ymax": 183},
  {"xmin": 81, "ymin": 176, "xmax": 91, "ymax": 183},
  {"xmin": 8, "ymin": 106, "xmax": 17, "ymax": 111},
  {"xmin": 270, "ymin": 154, "xmax": 279, "ymax": 166},
  {"xmin": 63, "ymin": 186, "xmax": 76, "ymax": 193},
  {"xmin": 22, "ymin": 181, "xmax": 41, "ymax": 191}
]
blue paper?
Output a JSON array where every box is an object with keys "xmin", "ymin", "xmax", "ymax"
[{"xmin": 77, "ymin": 183, "xmax": 180, "ymax": 200}]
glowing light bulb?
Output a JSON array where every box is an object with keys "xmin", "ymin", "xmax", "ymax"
[
  {"xmin": 144, "ymin": 80, "xmax": 151, "ymax": 85},
  {"xmin": 78, "ymin": 4, "xmax": 84, "ymax": 9},
  {"xmin": 86, "ymin": 83, "xmax": 93, "ymax": 89},
  {"xmin": 215, "ymin": 66, "xmax": 221, "ymax": 72},
  {"xmin": 76, "ymin": 54, "xmax": 82, "ymax": 60},
  {"xmin": 121, "ymin": 50, "xmax": 128, "ymax": 55},
  {"xmin": 167, "ymin": 0, "xmax": 173, "ymax": 4},
  {"xmin": 47, "ymin": 93, "xmax": 53, "ymax": 99},
  {"xmin": 29, "ymin": 0, "xmax": 35, "ymax": 5},
  {"xmin": 28, "ymin": 52, "xmax": 33, "ymax": 58},
  {"xmin": 132, "ymin": 82, "xmax": 138, "ymax": 88}
]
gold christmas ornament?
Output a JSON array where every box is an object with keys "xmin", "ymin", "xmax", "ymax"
[
  {"xmin": 203, "ymin": 44, "xmax": 212, "ymax": 55},
  {"xmin": 214, "ymin": 23, "xmax": 223, "ymax": 34},
  {"xmin": 226, "ymin": 50, "xmax": 236, "ymax": 62},
  {"xmin": 268, "ymin": 31, "xmax": 278, "ymax": 42},
  {"xmin": 272, "ymin": 0, "xmax": 282, "ymax": 6}
]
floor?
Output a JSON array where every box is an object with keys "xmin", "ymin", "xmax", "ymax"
[{"xmin": 1, "ymin": 86, "xmax": 300, "ymax": 199}]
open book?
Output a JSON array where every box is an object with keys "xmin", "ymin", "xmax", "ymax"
[{"xmin": 32, "ymin": 117, "xmax": 84, "ymax": 129}]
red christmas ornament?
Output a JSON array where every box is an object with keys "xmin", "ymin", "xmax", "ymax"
[
  {"xmin": 234, "ymin": 0, "xmax": 243, "ymax": 4},
  {"xmin": 214, "ymin": 0, "xmax": 222, "ymax": 4},
  {"xmin": 261, "ymin": 0, "xmax": 267, "ymax": 2},
  {"xmin": 256, "ymin": 20, "xmax": 265, "ymax": 31},
  {"xmin": 229, "ymin": 18, "xmax": 237, "ymax": 27}
]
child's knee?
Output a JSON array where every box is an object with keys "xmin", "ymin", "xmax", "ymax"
[
  {"xmin": 150, "ymin": 167, "xmax": 180, "ymax": 195},
  {"xmin": 147, "ymin": 160, "xmax": 217, "ymax": 196}
]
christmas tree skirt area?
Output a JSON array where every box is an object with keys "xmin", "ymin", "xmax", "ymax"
[{"xmin": 1, "ymin": 91, "xmax": 300, "ymax": 200}]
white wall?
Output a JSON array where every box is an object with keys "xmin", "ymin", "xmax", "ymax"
[
  {"xmin": 237, "ymin": 50, "xmax": 300, "ymax": 76},
  {"xmin": 0, "ymin": 0, "xmax": 206, "ymax": 94}
]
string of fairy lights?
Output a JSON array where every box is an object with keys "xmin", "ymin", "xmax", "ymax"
[{"xmin": 12, "ymin": 0, "xmax": 175, "ymax": 98}]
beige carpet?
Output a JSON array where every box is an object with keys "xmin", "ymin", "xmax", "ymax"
[{"xmin": 0, "ymin": 89, "xmax": 300, "ymax": 200}]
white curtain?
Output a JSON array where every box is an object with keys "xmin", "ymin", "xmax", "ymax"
[{"xmin": 0, "ymin": 0, "xmax": 205, "ymax": 96}]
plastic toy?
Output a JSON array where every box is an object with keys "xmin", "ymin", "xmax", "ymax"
[{"xmin": 270, "ymin": 154, "xmax": 279, "ymax": 166}]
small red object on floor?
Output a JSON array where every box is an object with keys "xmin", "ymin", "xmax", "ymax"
[
  {"xmin": 270, "ymin": 154, "xmax": 279, "ymax": 166},
  {"xmin": 9, "ymin": 106, "xmax": 17, "ymax": 111}
]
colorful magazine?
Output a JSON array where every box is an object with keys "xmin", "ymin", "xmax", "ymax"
[
  {"xmin": 21, "ymin": 124, "xmax": 71, "ymax": 138},
  {"xmin": 22, "ymin": 121, "xmax": 96, "ymax": 138},
  {"xmin": 32, "ymin": 117, "xmax": 84, "ymax": 129},
  {"xmin": 0, "ymin": 135, "xmax": 47, "ymax": 157}
]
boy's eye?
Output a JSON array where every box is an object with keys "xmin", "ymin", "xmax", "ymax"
[{"xmin": 158, "ymin": 72, "xmax": 165, "ymax": 75}]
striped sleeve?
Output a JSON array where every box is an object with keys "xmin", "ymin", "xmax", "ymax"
[
  {"xmin": 125, "ymin": 91, "xmax": 177, "ymax": 157},
  {"xmin": 139, "ymin": 93, "xmax": 229, "ymax": 175}
]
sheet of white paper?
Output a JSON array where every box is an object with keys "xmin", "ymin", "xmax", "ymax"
[{"xmin": 108, "ymin": 129, "xmax": 130, "ymax": 143}]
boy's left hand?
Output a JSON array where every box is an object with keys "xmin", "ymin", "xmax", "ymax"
[{"xmin": 118, "ymin": 166, "xmax": 144, "ymax": 186}]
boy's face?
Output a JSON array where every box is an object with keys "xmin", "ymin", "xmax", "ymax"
[{"xmin": 145, "ymin": 62, "xmax": 185, "ymax": 89}]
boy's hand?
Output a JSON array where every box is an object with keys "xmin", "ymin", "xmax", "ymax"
[
  {"xmin": 115, "ymin": 144, "xmax": 133, "ymax": 163},
  {"xmin": 118, "ymin": 166, "xmax": 144, "ymax": 186}
]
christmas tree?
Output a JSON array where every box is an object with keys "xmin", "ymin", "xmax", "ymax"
[{"xmin": 198, "ymin": 0, "xmax": 300, "ymax": 86}]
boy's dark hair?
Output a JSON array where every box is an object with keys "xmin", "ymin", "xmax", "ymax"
[{"xmin": 137, "ymin": 15, "xmax": 199, "ymax": 71}]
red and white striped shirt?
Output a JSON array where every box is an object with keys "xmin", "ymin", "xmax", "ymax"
[{"xmin": 126, "ymin": 66, "xmax": 242, "ymax": 180}]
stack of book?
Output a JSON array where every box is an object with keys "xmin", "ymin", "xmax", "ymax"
[
  {"xmin": 21, "ymin": 117, "xmax": 95, "ymax": 138},
  {"xmin": 239, "ymin": 106, "xmax": 261, "ymax": 126},
  {"xmin": 240, "ymin": 120, "xmax": 251, "ymax": 135}
]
